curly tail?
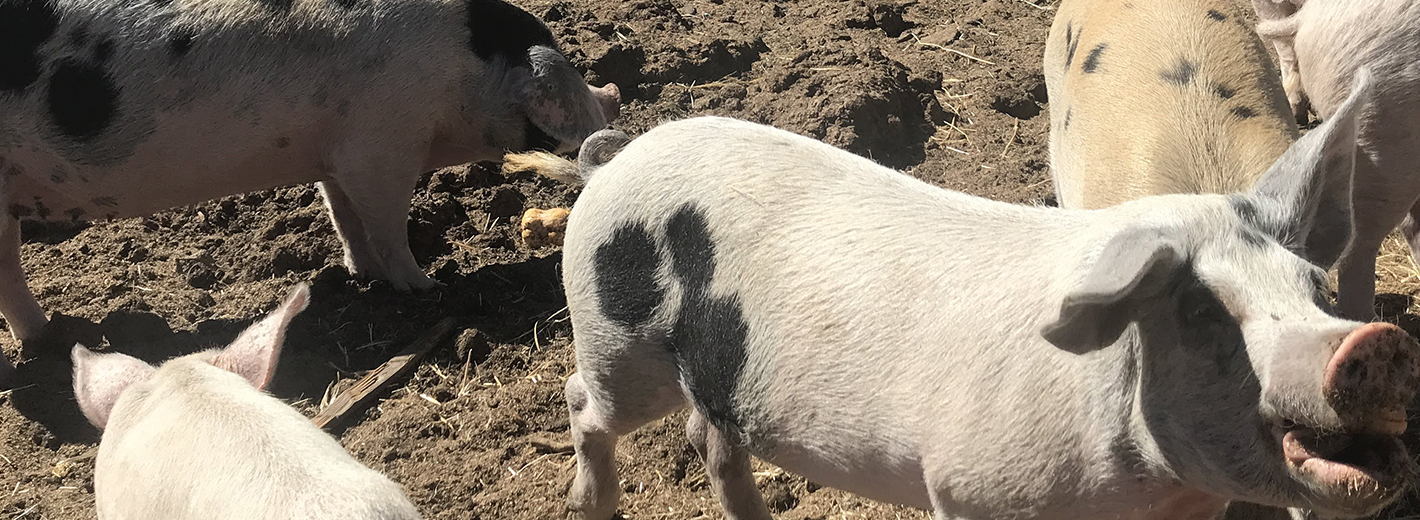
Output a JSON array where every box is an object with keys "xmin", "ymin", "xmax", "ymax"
[{"xmin": 502, "ymin": 129, "xmax": 631, "ymax": 186}]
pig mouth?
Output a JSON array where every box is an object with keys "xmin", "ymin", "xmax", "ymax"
[{"xmin": 1280, "ymin": 422, "xmax": 1408, "ymax": 498}]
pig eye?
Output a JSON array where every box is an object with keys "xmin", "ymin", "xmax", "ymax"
[{"xmin": 1177, "ymin": 279, "xmax": 1230, "ymax": 327}]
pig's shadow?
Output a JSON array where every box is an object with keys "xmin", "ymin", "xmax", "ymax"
[{"xmin": 9, "ymin": 254, "xmax": 568, "ymax": 443}]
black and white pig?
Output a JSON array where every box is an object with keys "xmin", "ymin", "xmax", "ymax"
[
  {"xmin": 72, "ymin": 284, "xmax": 422, "ymax": 519},
  {"xmin": 519, "ymin": 70, "xmax": 1420, "ymax": 520},
  {"xmin": 0, "ymin": 0, "xmax": 619, "ymax": 378}
]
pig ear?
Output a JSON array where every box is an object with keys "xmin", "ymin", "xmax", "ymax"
[
  {"xmin": 72, "ymin": 345, "xmax": 156, "ymax": 429},
  {"xmin": 1042, "ymin": 227, "xmax": 1186, "ymax": 353},
  {"xmin": 519, "ymin": 46, "xmax": 612, "ymax": 149},
  {"xmin": 212, "ymin": 284, "xmax": 310, "ymax": 390},
  {"xmin": 1248, "ymin": 69, "xmax": 1371, "ymax": 268}
]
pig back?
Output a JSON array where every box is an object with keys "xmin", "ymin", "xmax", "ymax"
[{"xmin": 94, "ymin": 358, "xmax": 420, "ymax": 519}]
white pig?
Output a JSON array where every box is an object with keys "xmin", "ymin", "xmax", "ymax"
[
  {"xmin": 71, "ymin": 284, "xmax": 421, "ymax": 520},
  {"xmin": 514, "ymin": 71, "xmax": 1420, "ymax": 520},
  {"xmin": 1253, "ymin": 0, "xmax": 1420, "ymax": 319}
]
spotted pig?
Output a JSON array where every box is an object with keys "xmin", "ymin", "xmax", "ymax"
[
  {"xmin": 529, "ymin": 73, "xmax": 1414, "ymax": 520},
  {"xmin": 1253, "ymin": 0, "xmax": 1420, "ymax": 320},
  {"xmin": 72, "ymin": 284, "xmax": 422, "ymax": 519},
  {"xmin": 1044, "ymin": 0, "xmax": 1302, "ymax": 215},
  {"xmin": 0, "ymin": 0, "xmax": 619, "ymax": 380}
]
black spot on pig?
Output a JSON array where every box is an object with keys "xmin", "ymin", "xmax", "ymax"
[
  {"xmin": 0, "ymin": 0, "xmax": 61, "ymax": 92},
  {"xmin": 91, "ymin": 196, "xmax": 118, "ymax": 207},
  {"xmin": 1161, "ymin": 57, "xmax": 1197, "ymax": 86},
  {"xmin": 1082, "ymin": 43, "xmax": 1106, "ymax": 73},
  {"xmin": 92, "ymin": 38, "xmax": 114, "ymax": 62},
  {"xmin": 1238, "ymin": 226, "xmax": 1270, "ymax": 248},
  {"xmin": 9, "ymin": 204, "xmax": 32, "ymax": 218},
  {"xmin": 465, "ymin": 0, "xmax": 557, "ymax": 65},
  {"xmin": 1207, "ymin": 9, "xmax": 1227, "ymax": 21},
  {"xmin": 46, "ymin": 59, "xmax": 120, "ymax": 140},
  {"xmin": 1231, "ymin": 106, "xmax": 1256, "ymax": 119},
  {"xmin": 1064, "ymin": 23, "xmax": 1081, "ymax": 69},
  {"xmin": 1213, "ymin": 83, "xmax": 1235, "ymax": 99},
  {"xmin": 593, "ymin": 221, "xmax": 665, "ymax": 328},
  {"xmin": 168, "ymin": 29, "xmax": 194, "ymax": 56},
  {"xmin": 522, "ymin": 118, "xmax": 560, "ymax": 152},
  {"xmin": 665, "ymin": 205, "xmax": 749, "ymax": 438},
  {"xmin": 69, "ymin": 26, "xmax": 88, "ymax": 47}
]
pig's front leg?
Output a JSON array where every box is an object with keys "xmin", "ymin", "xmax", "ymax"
[{"xmin": 322, "ymin": 143, "xmax": 435, "ymax": 291}]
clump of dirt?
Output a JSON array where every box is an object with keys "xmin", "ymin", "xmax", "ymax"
[{"xmin": 15, "ymin": 1, "xmax": 1419, "ymax": 520}]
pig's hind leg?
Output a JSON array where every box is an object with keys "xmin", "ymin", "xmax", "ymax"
[
  {"xmin": 566, "ymin": 333, "xmax": 685, "ymax": 520},
  {"xmin": 686, "ymin": 409, "xmax": 773, "ymax": 520}
]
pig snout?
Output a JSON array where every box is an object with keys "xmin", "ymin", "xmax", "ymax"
[
  {"xmin": 1324, "ymin": 322, "xmax": 1420, "ymax": 433},
  {"xmin": 592, "ymin": 83, "xmax": 621, "ymax": 123}
]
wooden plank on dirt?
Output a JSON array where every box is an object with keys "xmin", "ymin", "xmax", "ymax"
[{"xmin": 311, "ymin": 318, "xmax": 459, "ymax": 430}]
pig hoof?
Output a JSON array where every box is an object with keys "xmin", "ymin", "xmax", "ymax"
[{"xmin": 522, "ymin": 207, "xmax": 571, "ymax": 249}]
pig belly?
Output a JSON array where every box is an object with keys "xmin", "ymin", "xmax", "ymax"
[
  {"xmin": 745, "ymin": 424, "xmax": 933, "ymax": 510},
  {"xmin": 2, "ymin": 145, "xmax": 326, "ymax": 222}
]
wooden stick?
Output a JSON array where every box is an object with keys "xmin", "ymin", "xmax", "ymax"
[{"xmin": 311, "ymin": 318, "xmax": 459, "ymax": 430}]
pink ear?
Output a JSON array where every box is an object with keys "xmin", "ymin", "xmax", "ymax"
[
  {"xmin": 71, "ymin": 345, "xmax": 156, "ymax": 429},
  {"xmin": 213, "ymin": 284, "xmax": 310, "ymax": 389}
]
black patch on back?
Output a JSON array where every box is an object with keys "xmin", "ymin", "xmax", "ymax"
[
  {"xmin": 593, "ymin": 222, "xmax": 664, "ymax": 328},
  {"xmin": 92, "ymin": 38, "xmax": 114, "ymax": 62},
  {"xmin": 522, "ymin": 118, "xmax": 560, "ymax": 152},
  {"xmin": 46, "ymin": 58, "xmax": 120, "ymax": 140},
  {"xmin": 1082, "ymin": 43, "xmax": 1106, "ymax": 73},
  {"xmin": 1213, "ymin": 83, "xmax": 1235, "ymax": 99},
  {"xmin": 1207, "ymin": 9, "xmax": 1227, "ymax": 21},
  {"xmin": 465, "ymin": 0, "xmax": 557, "ymax": 64},
  {"xmin": 168, "ymin": 28, "xmax": 195, "ymax": 56},
  {"xmin": 665, "ymin": 205, "xmax": 749, "ymax": 437},
  {"xmin": 1231, "ymin": 106, "xmax": 1256, "ymax": 119},
  {"xmin": 1161, "ymin": 58, "xmax": 1198, "ymax": 86},
  {"xmin": 0, "ymin": 0, "xmax": 60, "ymax": 92},
  {"xmin": 1064, "ymin": 22, "xmax": 1082, "ymax": 69}
]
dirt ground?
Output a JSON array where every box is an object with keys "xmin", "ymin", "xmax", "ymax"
[{"xmin": 3, "ymin": 0, "xmax": 1419, "ymax": 519}]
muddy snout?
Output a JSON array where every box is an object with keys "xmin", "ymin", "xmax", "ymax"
[
  {"xmin": 592, "ymin": 83, "xmax": 621, "ymax": 123},
  {"xmin": 1324, "ymin": 323, "xmax": 1420, "ymax": 434}
]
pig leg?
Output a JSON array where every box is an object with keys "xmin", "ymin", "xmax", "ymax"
[
  {"xmin": 1336, "ymin": 173, "xmax": 1417, "ymax": 320},
  {"xmin": 318, "ymin": 181, "xmax": 387, "ymax": 280},
  {"xmin": 566, "ymin": 333, "xmax": 685, "ymax": 520},
  {"xmin": 0, "ymin": 214, "xmax": 47, "ymax": 342},
  {"xmin": 686, "ymin": 410, "xmax": 772, "ymax": 520},
  {"xmin": 323, "ymin": 150, "xmax": 434, "ymax": 291}
]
